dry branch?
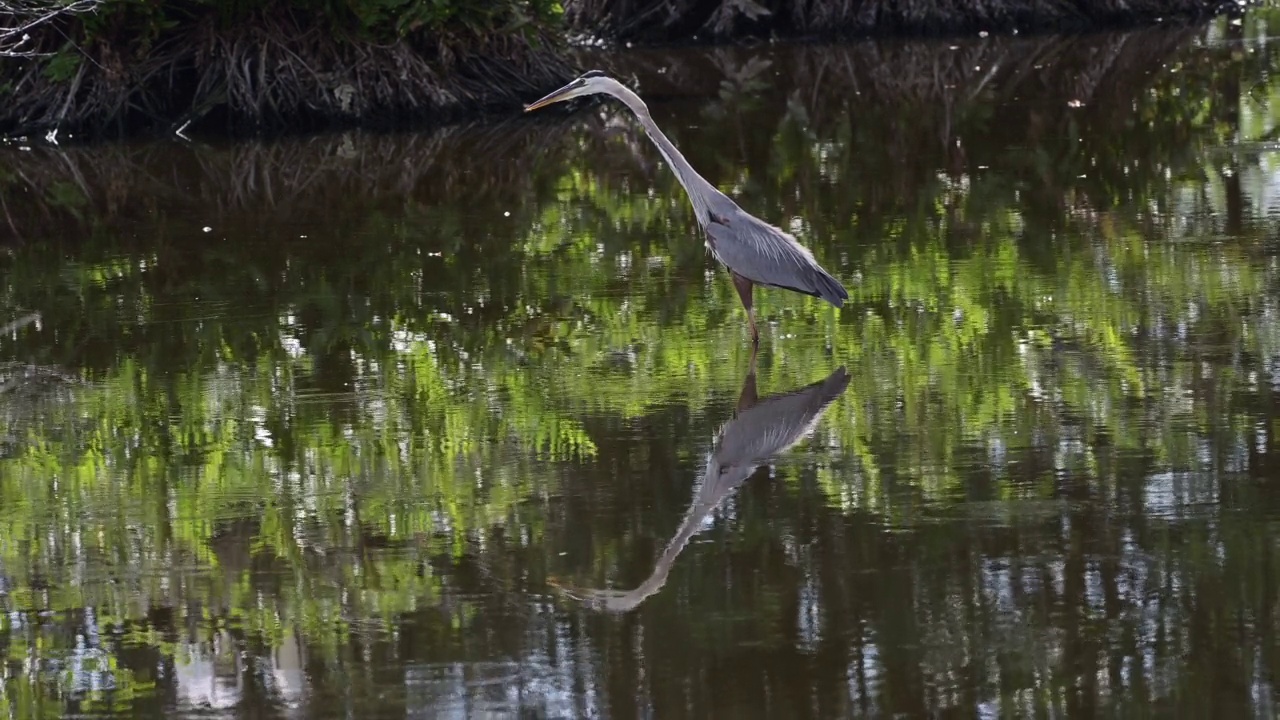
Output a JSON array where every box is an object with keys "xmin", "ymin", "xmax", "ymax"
[{"xmin": 0, "ymin": 0, "xmax": 100, "ymax": 57}]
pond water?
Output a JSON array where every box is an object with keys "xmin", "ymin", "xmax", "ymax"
[{"xmin": 2, "ymin": 10, "xmax": 1279, "ymax": 719}]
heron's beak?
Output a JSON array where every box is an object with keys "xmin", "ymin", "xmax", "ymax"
[{"xmin": 524, "ymin": 81, "xmax": 579, "ymax": 112}]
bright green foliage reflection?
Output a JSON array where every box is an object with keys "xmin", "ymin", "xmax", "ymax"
[{"xmin": 1, "ymin": 12, "xmax": 1279, "ymax": 719}]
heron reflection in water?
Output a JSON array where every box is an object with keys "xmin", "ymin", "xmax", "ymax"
[
  {"xmin": 549, "ymin": 352, "xmax": 850, "ymax": 613},
  {"xmin": 525, "ymin": 71, "xmax": 848, "ymax": 344}
]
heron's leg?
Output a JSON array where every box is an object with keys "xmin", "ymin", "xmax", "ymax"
[
  {"xmin": 737, "ymin": 343, "xmax": 759, "ymax": 414},
  {"xmin": 730, "ymin": 270, "xmax": 758, "ymax": 345}
]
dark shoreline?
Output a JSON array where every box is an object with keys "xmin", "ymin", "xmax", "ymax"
[
  {"xmin": 0, "ymin": 0, "xmax": 1240, "ymax": 143},
  {"xmin": 0, "ymin": 33, "xmax": 577, "ymax": 142}
]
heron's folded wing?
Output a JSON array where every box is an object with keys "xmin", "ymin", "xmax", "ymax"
[{"xmin": 706, "ymin": 211, "xmax": 847, "ymax": 307}]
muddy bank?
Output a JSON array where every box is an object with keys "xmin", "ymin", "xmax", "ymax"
[
  {"xmin": 0, "ymin": 2, "xmax": 575, "ymax": 140},
  {"xmin": 565, "ymin": 0, "xmax": 1235, "ymax": 42}
]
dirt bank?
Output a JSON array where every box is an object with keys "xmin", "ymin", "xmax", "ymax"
[{"xmin": 0, "ymin": 1, "xmax": 574, "ymax": 140}]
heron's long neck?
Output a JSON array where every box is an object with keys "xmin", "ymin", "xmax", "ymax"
[{"xmin": 613, "ymin": 86, "xmax": 718, "ymax": 219}]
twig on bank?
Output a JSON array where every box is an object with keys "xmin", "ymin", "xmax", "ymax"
[{"xmin": 0, "ymin": 0, "xmax": 101, "ymax": 58}]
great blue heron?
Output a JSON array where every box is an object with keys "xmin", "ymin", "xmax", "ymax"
[{"xmin": 524, "ymin": 70, "xmax": 848, "ymax": 344}]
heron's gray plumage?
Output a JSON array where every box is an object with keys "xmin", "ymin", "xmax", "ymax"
[
  {"xmin": 551, "ymin": 359, "xmax": 850, "ymax": 613},
  {"xmin": 705, "ymin": 207, "xmax": 848, "ymax": 306},
  {"xmin": 524, "ymin": 71, "xmax": 848, "ymax": 340}
]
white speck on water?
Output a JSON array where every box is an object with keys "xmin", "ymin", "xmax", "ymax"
[
  {"xmin": 979, "ymin": 30, "xmax": 989, "ymax": 37},
  {"xmin": 504, "ymin": 211, "xmax": 510, "ymax": 217},
  {"xmin": 202, "ymin": 226, "xmax": 212, "ymax": 233}
]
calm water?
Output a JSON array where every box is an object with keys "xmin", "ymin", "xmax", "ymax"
[{"xmin": 2, "ymin": 12, "xmax": 1279, "ymax": 719}]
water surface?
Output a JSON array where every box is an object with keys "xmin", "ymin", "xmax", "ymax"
[{"xmin": 1, "ymin": 12, "xmax": 1279, "ymax": 719}]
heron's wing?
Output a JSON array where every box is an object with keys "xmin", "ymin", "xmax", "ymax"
[{"xmin": 705, "ymin": 208, "xmax": 848, "ymax": 307}]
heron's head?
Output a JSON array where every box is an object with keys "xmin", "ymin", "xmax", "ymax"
[{"xmin": 524, "ymin": 70, "xmax": 615, "ymax": 112}]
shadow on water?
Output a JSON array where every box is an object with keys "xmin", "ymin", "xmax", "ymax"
[
  {"xmin": 0, "ymin": 9, "xmax": 1279, "ymax": 719},
  {"xmin": 552, "ymin": 353, "xmax": 850, "ymax": 613}
]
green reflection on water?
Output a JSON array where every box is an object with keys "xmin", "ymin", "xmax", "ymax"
[{"xmin": 1, "ymin": 11, "xmax": 1279, "ymax": 719}]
